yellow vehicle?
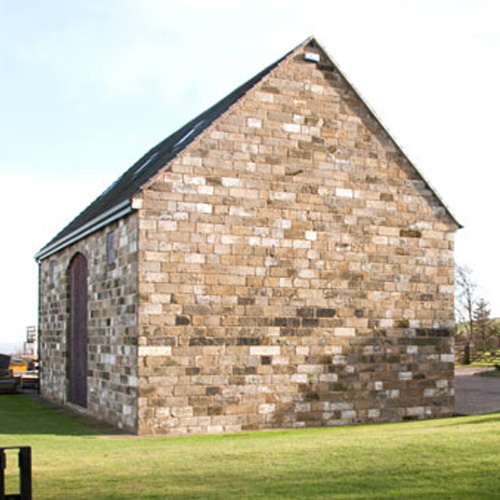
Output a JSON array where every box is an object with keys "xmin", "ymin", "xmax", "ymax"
[{"xmin": 8, "ymin": 358, "xmax": 29, "ymax": 374}]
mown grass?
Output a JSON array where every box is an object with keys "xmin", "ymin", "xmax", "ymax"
[{"xmin": 1, "ymin": 395, "xmax": 500, "ymax": 499}]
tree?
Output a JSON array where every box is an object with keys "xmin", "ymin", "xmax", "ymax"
[
  {"xmin": 455, "ymin": 264, "xmax": 477, "ymax": 364},
  {"xmin": 474, "ymin": 298, "xmax": 491, "ymax": 351},
  {"xmin": 473, "ymin": 298, "xmax": 500, "ymax": 352}
]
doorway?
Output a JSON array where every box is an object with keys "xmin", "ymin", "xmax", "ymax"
[{"xmin": 68, "ymin": 253, "xmax": 88, "ymax": 407}]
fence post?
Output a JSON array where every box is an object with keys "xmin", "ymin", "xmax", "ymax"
[
  {"xmin": 19, "ymin": 448, "xmax": 31, "ymax": 500},
  {"xmin": 0, "ymin": 447, "xmax": 32, "ymax": 500},
  {"xmin": 0, "ymin": 448, "xmax": 6, "ymax": 500}
]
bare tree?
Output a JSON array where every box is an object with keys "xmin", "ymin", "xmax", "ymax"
[{"xmin": 455, "ymin": 264, "xmax": 477, "ymax": 364}]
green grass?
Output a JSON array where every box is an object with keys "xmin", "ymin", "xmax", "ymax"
[{"xmin": 1, "ymin": 395, "xmax": 500, "ymax": 499}]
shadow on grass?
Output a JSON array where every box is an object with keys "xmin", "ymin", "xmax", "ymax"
[
  {"xmin": 0, "ymin": 394, "xmax": 123, "ymax": 436},
  {"xmin": 448, "ymin": 413, "xmax": 500, "ymax": 427}
]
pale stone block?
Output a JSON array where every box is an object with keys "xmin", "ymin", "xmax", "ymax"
[
  {"xmin": 283, "ymin": 123, "xmax": 301, "ymax": 133},
  {"xmin": 222, "ymin": 177, "xmax": 241, "ymax": 187},
  {"xmin": 334, "ymin": 327, "xmax": 355, "ymax": 337},
  {"xmin": 399, "ymin": 372, "xmax": 413, "ymax": 381},
  {"xmin": 368, "ymin": 409, "xmax": 380, "ymax": 418},
  {"xmin": 247, "ymin": 118, "xmax": 262, "ymax": 128},
  {"xmin": 336, "ymin": 188, "xmax": 353, "ymax": 198},
  {"xmin": 341, "ymin": 410, "xmax": 357, "ymax": 419},
  {"xmin": 184, "ymin": 176, "xmax": 205, "ymax": 185},
  {"xmin": 324, "ymin": 402, "xmax": 352, "ymax": 411},
  {"xmin": 158, "ymin": 221, "xmax": 177, "ymax": 231},
  {"xmin": 207, "ymin": 426, "xmax": 224, "ymax": 434},
  {"xmin": 250, "ymin": 346, "xmax": 280, "ymax": 356},
  {"xmin": 255, "ymin": 92, "xmax": 274, "ymax": 103},
  {"xmin": 258, "ymin": 403, "xmax": 276, "ymax": 415},
  {"xmin": 324, "ymin": 345, "xmax": 343, "ymax": 355},
  {"xmin": 141, "ymin": 303, "xmax": 162, "ymax": 315},
  {"xmin": 441, "ymin": 354, "xmax": 454, "ymax": 363},
  {"xmin": 271, "ymin": 191, "xmax": 296, "ymax": 201},
  {"xmin": 196, "ymin": 203, "xmax": 213, "ymax": 214},
  {"xmin": 185, "ymin": 253, "xmax": 205, "ymax": 264},
  {"xmin": 407, "ymin": 406, "xmax": 425, "ymax": 416},
  {"xmin": 295, "ymin": 402, "xmax": 311, "ymax": 412},
  {"xmin": 138, "ymin": 346, "xmax": 172, "ymax": 357},
  {"xmin": 407, "ymin": 346, "xmax": 418, "ymax": 354},
  {"xmin": 101, "ymin": 354, "xmax": 116, "ymax": 365},
  {"xmin": 374, "ymin": 381, "xmax": 383, "ymax": 390},
  {"xmin": 291, "ymin": 374, "xmax": 308, "ymax": 384}
]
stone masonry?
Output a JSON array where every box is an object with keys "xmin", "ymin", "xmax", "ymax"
[
  {"xmin": 38, "ymin": 215, "xmax": 139, "ymax": 430},
  {"xmin": 38, "ymin": 38, "xmax": 458, "ymax": 435}
]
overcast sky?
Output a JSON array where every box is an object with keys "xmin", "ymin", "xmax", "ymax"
[{"xmin": 1, "ymin": 0, "xmax": 499, "ymax": 350}]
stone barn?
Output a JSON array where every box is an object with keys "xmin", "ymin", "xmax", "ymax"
[{"xmin": 36, "ymin": 37, "xmax": 460, "ymax": 435}]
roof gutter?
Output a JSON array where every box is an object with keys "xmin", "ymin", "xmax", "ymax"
[{"xmin": 35, "ymin": 199, "xmax": 134, "ymax": 262}]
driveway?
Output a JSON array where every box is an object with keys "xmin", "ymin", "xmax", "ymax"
[{"xmin": 455, "ymin": 368, "xmax": 500, "ymax": 415}]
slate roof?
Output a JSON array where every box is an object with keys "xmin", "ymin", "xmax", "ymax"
[
  {"xmin": 36, "ymin": 36, "xmax": 460, "ymax": 262},
  {"xmin": 36, "ymin": 44, "xmax": 295, "ymax": 261}
]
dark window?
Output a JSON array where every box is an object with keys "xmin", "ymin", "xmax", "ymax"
[
  {"xmin": 49, "ymin": 260, "xmax": 55, "ymax": 285},
  {"xmin": 107, "ymin": 231, "xmax": 115, "ymax": 264}
]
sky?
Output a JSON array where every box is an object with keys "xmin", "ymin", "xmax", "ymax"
[{"xmin": 1, "ymin": 0, "xmax": 499, "ymax": 351}]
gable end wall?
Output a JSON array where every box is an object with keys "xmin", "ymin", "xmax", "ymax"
[{"xmin": 135, "ymin": 45, "xmax": 456, "ymax": 435}]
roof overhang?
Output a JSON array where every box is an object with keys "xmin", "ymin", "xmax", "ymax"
[{"xmin": 35, "ymin": 199, "xmax": 134, "ymax": 262}]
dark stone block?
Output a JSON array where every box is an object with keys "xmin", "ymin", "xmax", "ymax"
[
  {"xmin": 274, "ymin": 317, "xmax": 289, "ymax": 327},
  {"xmin": 317, "ymin": 308, "xmax": 336, "ymax": 318},
  {"xmin": 261, "ymin": 356, "xmax": 272, "ymax": 365},
  {"xmin": 302, "ymin": 318, "xmax": 319, "ymax": 327},
  {"xmin": 189, "ymin": 337, "xmax": 216, "ymax": 346},
  {"xmin": 233, "ymin": 366, "xmax": 256, "ymax": 375},
  {"xmin": 297, "ymin": 307, "xmax": 315, "ymax": 317},
  {"xmin": 380, "ymin": 193, "xmax": 394, "ymax": 202},
  {"xmin": 208, "ymin": 406, "xmax": 223, "ymax": 416},
  {"xmin": 304, "ymin": 391, "xmax": 320, "ymax": 401},
  {"xmin": 237, "ymin": 337, "xmax": 260, "ymax": 345},
  {"xmin": 400, "ymin": 229, "xmax": 422, "ymax": 238},
  {"xmin": 206, "ymin": 387, "xmax": 220, "ymax": 396},
  {"xmin": 420, "ymin": 294, "xmax": 434, "ymax": 302},
  {"xmin": 274, "ymin": 317, "xmax": 300, "ymax": 327},
  {"xmin": 185, "ymin": 367, "xmax": 200, "ymax": 375},
  {"xmin": 175, "ymin": 316, "xmax": 191, "ymax": 326},
  {"xmin": 355, "ymin": 309, "xmax": 364, "ymax": 318},
  {"xmin": 238, "ymin": 297, "xmax": 256, "ymax": 305},
  {"xmin": 416, "ymin": 328, "xmax": 452, "ymax": 338},
  {"xmin": 279, "ymin": 328, "xmax": 298, "ymax": 336},
  {"xmin": 229, "ymin": 376, "xmax": 246, "ymax": 385}
]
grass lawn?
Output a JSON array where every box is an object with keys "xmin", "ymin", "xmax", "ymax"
[{"xmin": 1, "ymin": 395, "xmax": 500, "ymax": 499}]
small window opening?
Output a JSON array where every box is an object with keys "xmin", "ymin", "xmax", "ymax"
[
  {"xmin": 49, "ymin": 260, "xmax": 55, "ymax": 285},
  {"xmin": 107, "ymin": 231, "xmax": 115, "ymax": 265}
]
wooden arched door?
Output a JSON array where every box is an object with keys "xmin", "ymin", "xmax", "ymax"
[{"xmin": 68, "ymin": 253, "xmax": 88, "ymax": 408}]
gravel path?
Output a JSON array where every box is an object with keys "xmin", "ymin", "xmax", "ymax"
[{"xmin": 455, "ymin": 368, "xmax": 500, "ymax": 415}]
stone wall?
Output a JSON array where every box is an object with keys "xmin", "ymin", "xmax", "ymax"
[
  {"xmin": 38, "ymin": 214, "xmax": 139, "ymax": 431},
  {"xmin": 134, "ymin": 42, "xmax": 457, "ymax": 435}
]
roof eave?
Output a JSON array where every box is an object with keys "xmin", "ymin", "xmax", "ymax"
[{"xmin": 35, "ymin": 199, "xmax": 134, "ymax": 262}]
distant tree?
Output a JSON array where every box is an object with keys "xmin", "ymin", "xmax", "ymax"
[
  {"xmin": 455, "ymin": 264, "xmax": 477, "ymax": 364},
  {"xmin": 473, "ymin": 298, "xmax": 492, "ymax": 351}
]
